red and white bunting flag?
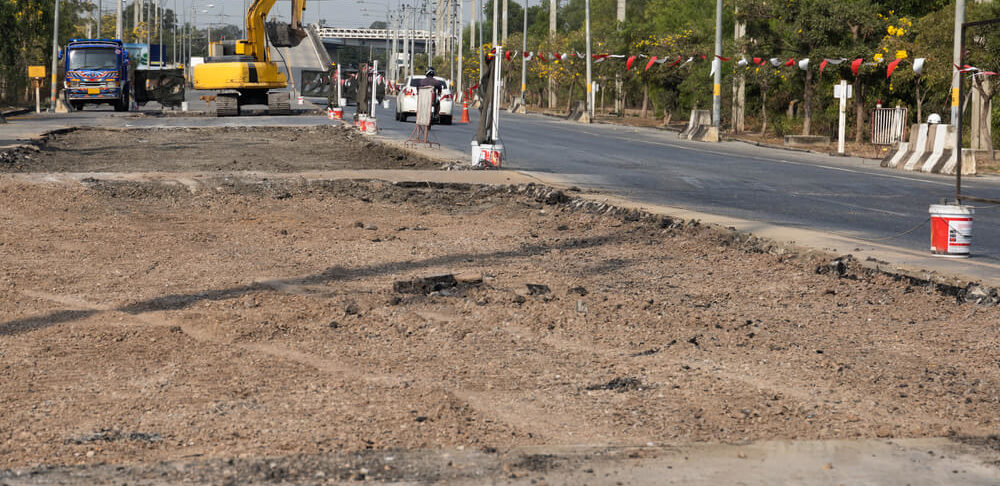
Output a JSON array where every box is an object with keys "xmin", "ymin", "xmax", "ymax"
[
  {"xmin": 783, "ymin": 58, "xmax": 796, "ymax": 67},
  {"xmin": 645, "ymin": 57, "xmax": 658, "ymax": 71},
  {"xmin": 669, "ymin": 55, "xmax": 683, "ymax": 67},
  {"xmin": 552, "ymin": 52, "xmax": 562, "ymax": 61},
  {"xmin": 505, "ymin": 50, "xmax": 512, "ymax": 61},
  {"xmin": 798, "ymin": 58, "xmax": 809, "ymax": 71},
  {"xmin": 769, "ymin": 58, "xmax": 781, "ymax": 67},
  {"xmin": 912, "ymin": 58, "xmax": 925, "ymax": 75},
  {"xmin": 576, "ymin": 51, "xmax": 584, "ymax": 58},
  {"xmin": 523, "ymin": 51, "xmax": 533, "ymax": 59},
  {"xmin": 886, "ymin": 58, "xmax": 902, "ymax": 78},
  {"xmin": 715, "ymin": 55, "xmax": 731, "ymax": 62},
  {"xmin": 737, "ymin": 57, "xmax": 748, "ymax": 67},
  {"xmin": 819, "ymin": 59, "xmax": 828, "ymax": 75},
  {"xmin": 626, "ymin": 55, "xmax": 637, "ymax": 71},
  {"xmin": 537, "ymin": 52, "xmax": 546, "ymax": 62},
  {"xmin": 851, "ymin": 58, "xmax": 863, "ymax": 76},
  {"xmin": 753, "ymin": 57, "xmax": 764, "ymax": 65}
]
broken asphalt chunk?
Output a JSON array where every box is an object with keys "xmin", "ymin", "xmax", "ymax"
[{"xmin": 393, "ymin": 274, "xmax": 458, "ymax": 294}]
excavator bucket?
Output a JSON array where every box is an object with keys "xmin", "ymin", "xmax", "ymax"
[{"xmin": 267, "ymin": 21, "xmax": 307, "ymax": 48}]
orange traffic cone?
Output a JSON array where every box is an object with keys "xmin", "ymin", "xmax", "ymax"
[{"xmin": 460, "ymin": 100, "xmax": 470, "ymax": 123}]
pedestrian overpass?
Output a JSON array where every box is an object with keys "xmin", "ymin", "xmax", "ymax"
[{"xmin": 315, "ymin": 27, "xmax": 432, "ymax": 50}]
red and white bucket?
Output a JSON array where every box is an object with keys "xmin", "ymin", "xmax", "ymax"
[
  {"xmin": 332, "ymin": 107, "xmax": 343, "ymax": 120},
  {"xmin": 471, "ymin": 142, "xmax": 504, "ymax": 169},
  {"xmin": 929, "ymin": 204, "xmax": 974, "ymax": 257}
]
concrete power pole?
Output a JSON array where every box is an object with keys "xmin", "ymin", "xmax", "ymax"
[
  {"xmin": 971, "ymin": 0, "xmax": 992, "ymax": 150},
  {"xmin": 502, "ymin": 0, "xmax": 508, "ymax": 42},
  {"xmin": 547, "ymin": 0, "xmax": 555, "ymax": 108},
  {"xmin": 116, "ymin": 0, "xmax": 122, "ymax": 39},
  {"xmin": 615, "ymin": 0, "xmax": 623, "ymax": 114},
  {"xmin": 732, "ymin": 5, "xmax": 745, "ymax": 133},
  {"xmin": 951, "ymin": 0, "xmax": 965, "ymax": 127},
  {"xmin": 457, "ymin": 0, "xmax": 463, "ymax": 99},
  {"xmin": 712, "ymin": 0, "xmax": 722, "ymax": 128},
  {"xmin": 97, "ymin": 0, "xmax": 103, "ymax": 37},
  {"xmin": 584, "ymin": 0, "xmax": 591, "ymax": 119},
  {"xmin": 49, "ymin": 0, "xmax": 61, "ymax": 112}
]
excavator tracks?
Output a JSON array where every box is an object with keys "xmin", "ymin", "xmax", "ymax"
[
  {"xmin": 216, "ymin": 94, "xmax": 239, "ymax": 117},
  {"xmin": 267, "ymin": 92, "xmax": 291, "ymax": 115}
]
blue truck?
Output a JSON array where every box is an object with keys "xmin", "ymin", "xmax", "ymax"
[{"xmin": 61, "ymin": 39, "xmax": 131, "ymax": 111}]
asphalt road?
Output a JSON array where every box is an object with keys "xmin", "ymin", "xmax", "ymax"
[{"xmin": 359, "ymin": 100, "xmax": 1000, "ymax": 267}]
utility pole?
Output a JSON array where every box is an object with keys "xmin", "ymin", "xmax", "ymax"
[
  {"xmin": 98, "ymin": 0, "xmax": 103, "ymax": 37},
  {"xmin": 116, "ymin": 0, "xmax": 122, "ymax": 39},
  {"xmin": 547, "ymin": 0, "xmax": 555, "ymax": 108},
  {"xmin": 457, "ymin": 0, "xmax": 463, "ymax": 99},
  {"xmin": 615, "ymin": 0, "xmax": 623, "ymax": 114},
  {"xmin": 733, "ymin": 5, "xmax": 745, "ymax": 133},
  {"xmin": 520, "ymin": 0, "xmax": 527, "ymax": 106},
  {"xmin": 951, "ymin": 0, "xmax": 965, "ymax": 127},
  {"xmin": 712, "ymin": 0, "xmax": 722, "ymax": 128},
  {"xmin": 49, "ymin": 0, "xmax": 61, "ymax": 112},
  {"xmin": 502, "ymin": 0, "xmax": 507, "ymax": 42},
  {"xmin": 476, "ymin": 0, "xmax": 482, "ymax": 81},
  {"xmin": 584, "ymin": 0, "xmax": 591, "ymax": 119}
]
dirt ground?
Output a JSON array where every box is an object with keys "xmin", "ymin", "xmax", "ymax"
[
  {"xmin": 0, "ymin": 126, "xmax": 440, "ymax": 172},
  {"xmin": 2, "ymin": 168, "xmax": 1000, "ymax": 482}
]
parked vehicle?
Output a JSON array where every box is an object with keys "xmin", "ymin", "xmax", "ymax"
[
  {"xmin": 61, "ymin": 39, "xmax": 131, "ymax": 111},
  {"xmin": 395, "ymin": 75, "xmax": 454, "ymax": 124}
]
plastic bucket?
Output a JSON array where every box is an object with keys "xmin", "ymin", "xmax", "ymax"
[
  {"xmin": 332, "ymin": 107, "xmax": 343, "ymax": 120},
  {"xmin": 297, "ymin": 96, "xmax": 304, "ymax": 105},
  {"xmin": 382, "ymin": 99, "xmax": 390, "ymax": 109},
  {"xmin": 929, "ymin": 204, "xmax": 974, "ymax": 257},
  {"xmin": 471, "ymin": 142, "xmax": 503, "ymax": 169},
  {"xmin": 181, "ymin": 101, "xmax": 189, "ymax": 112},
  {"xmin": 364, "ymin": 117, "xmax": 377, "ymax": 134}
]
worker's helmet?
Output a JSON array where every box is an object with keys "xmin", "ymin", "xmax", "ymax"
[{"xmin": 426, "ymin": 67, "xmax": 436, "ymax": 77}]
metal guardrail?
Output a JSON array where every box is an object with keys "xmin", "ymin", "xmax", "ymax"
[
  {"xmin": 870, "ymin": 106, "xmax": 907, "ymax": 146},
  {"xmin": 315, "ymin": 27, "xmax": 432, "ymax": 40}
]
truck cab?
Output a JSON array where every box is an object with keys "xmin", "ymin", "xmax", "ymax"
[{"xmin": 62, "ymin": 39, "xmax": 130, "ymax": 111}]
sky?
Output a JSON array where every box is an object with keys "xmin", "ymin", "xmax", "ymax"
[{"xmin": 93, "ymin": 0, "xmax": 462, "ymax": 30}]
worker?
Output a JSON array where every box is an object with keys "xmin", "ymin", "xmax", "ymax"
[{"xmin": 418, "ymin": 67, "xmax": 444, "ymax": 119}]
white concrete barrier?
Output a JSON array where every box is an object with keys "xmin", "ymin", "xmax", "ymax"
[
  {"xmin": 679, "ymin": 109, "xmax": 718, "ymax": 142},
  {"xmin": 881, "ymin": 124, "xmax": 975, "ymax": 175}
]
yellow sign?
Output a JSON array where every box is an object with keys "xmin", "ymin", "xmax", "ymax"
[
  {"xmin": 28, "ymin": 65, "xmax": 45, "ymax": 78},
  {"xmin": 713, "ymin": 83, "xmax": 721, "ymax": 96},
  {"xmin": 952, "ymin": 87, "xmax": 960, "ymax": 107}
]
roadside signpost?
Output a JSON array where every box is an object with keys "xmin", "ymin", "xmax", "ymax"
[
  {"xmin": 834, "ymin": 80, "xmax": 853, "ymax": 155},
  {"xmin": 28, "ymin": 66, "xmax": 46, "ymax": 113}
]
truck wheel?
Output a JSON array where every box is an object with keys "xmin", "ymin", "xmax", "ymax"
[
  {"xmin": 71, "ymin": 101, "xmax": 85, "ymax": 111},
  {"xmin": 113, "ymin": 100, "xmax": 127, "ymax": 112}
]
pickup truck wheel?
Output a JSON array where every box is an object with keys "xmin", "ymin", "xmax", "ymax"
[
  {"xmin": 71, "ymin": 101, "xmax": 85, "ymax": 111},
  {"xmin": 113, "ymin": 100, "xmax": 127, "ymax": 112}
]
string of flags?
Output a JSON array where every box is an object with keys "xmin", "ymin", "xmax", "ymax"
[{"xmin": 482, "ymin": 47, "xmax": 996, "ymax": 79}]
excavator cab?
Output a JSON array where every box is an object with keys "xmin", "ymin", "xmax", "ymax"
[{"xmin": 192, "ymin": 0, "xmax": 307, "ymax": 116}]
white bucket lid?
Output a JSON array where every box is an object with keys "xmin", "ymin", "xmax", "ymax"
[{"xmin": 929, "ymin": 204, "xmax": 974, "ymax": 216}]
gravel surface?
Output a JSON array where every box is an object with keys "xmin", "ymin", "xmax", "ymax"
[
  {"xmin": 0, "ymin": 126, "xmax": 440, "ymax": 172},
  {"xmin": 2, "ymin": 177, "xmax": 1000, "ymax": 481}
]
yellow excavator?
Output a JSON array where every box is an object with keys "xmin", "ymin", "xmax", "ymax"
[{"xmin": 193, "ymin": 0, "xmax": 307, "ymax": 116}]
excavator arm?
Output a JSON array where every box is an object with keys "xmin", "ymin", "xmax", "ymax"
[{"xmin": 241, "ymin": 0, "xmax": 307, "ymax": 61}]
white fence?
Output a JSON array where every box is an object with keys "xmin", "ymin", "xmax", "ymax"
[{"xmin": 871, "ymin": 106, "xmax": 908, "ymax": 145}]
